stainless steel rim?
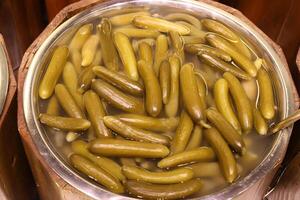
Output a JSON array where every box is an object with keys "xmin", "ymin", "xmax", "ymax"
[
  {"xmin": 0, "ymin": 41, "xmax": 9, "ymax": 115},
  {"xmin": 23, "ymin": 0, "xmax": 297, "ymax": 199}
]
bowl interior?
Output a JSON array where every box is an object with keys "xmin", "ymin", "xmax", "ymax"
[{"xmin": 23, "ymin": 0, "xmax": 296, "ymax": 199}]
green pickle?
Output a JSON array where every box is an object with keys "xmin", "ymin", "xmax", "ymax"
[
  {"xmin": 126, "ymin": 179, "xmax": 203, "ymax": 200},
  {"xmin": 122, "ymin": 165, "xmax": 194, "ymax": 184},
  {"xmin": 170, "ymin": 111, "xmax": 194, "ymax": 155},
  {"xmin": 39, "ymin": 114, "xmax": 90, "ymax": 131},
  {"xmin": 204, "ymin": 128, "xmax": 238, "ymax": 183},
  {"xmin": 83, "ymin": 91, "xmax": 112, "ymax": 138},
  {"xmin": 180, "ymin": 63, "xmax": 205, "ymax": 125},
  {"xmin": 115, "ymin": 114, "xmax": 179, "ymax": 132},
  {"xmin": 89, "ymin": 138, "xmax": 169, "ymax": 158},
  {"xmin": 91, "ymin": 79, "xmax": 145, "ymax": 114},
  {"xmin": 103, "ymin": 116, "xmax": 169, "ymax": 145},
  {"xmin": 39, "ymin": 46, "xmax": 69, "ymax": 99},
  {"xmin": 159, "ymin": 60, "xmax": 171, "ymax": 104},
  {"xmin": 98, "ymin": 19, "xmax": 119, "ymax": 71},
  {"xmin": 138, "ymin": 60, "xmax": 162, "ymax": 117},
  {"xmin": 71, "ymin": 140, "xmax": 125, "ymax": 181},
  {"xmin": 70, "ymin": 154, "xmax": 124, "ymax": 193},
  {"xmin": 158, "ymin": 147, "xmax": 216, "ymax": 168},
  {"xmin": 93, "ymin": 66, "xmax": 143, "ymax": 96},
  {"xmin": 165, "ymin": 56, "xmax": 180, "ymax": 117}
]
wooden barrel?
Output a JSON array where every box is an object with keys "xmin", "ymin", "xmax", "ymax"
[
  {"xmin": 0, "ymin": 35, "xmax": 36, "ymax": 200},
  {"xmin": 17, "ymin": 0, "xmax": 299, "ymax": 199}
]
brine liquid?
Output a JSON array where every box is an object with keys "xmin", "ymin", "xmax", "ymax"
[{"xmin": 38, "ymin": 4, "xmax": 277, "ymax": 199}]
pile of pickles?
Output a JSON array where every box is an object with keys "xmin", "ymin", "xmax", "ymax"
[{"xmin": 38, "ymin": 9, "xmax": 276, "ymax": 199}]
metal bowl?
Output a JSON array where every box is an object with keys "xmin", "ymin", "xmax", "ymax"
[
  {"xmin": 0, "ymin": 37, "xmax": 9, "ymax": 116},
  {"xmin": 23, "ymin": 0, "xmax": 297, "ymax": 199}
]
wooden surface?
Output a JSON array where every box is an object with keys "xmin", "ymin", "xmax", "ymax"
[
  {"xmin": 16, "ymin": 0, "xmax": 298, "ymax": 199},
  {"xmin": 0, "ymin": 35, "xmax": 37, "ymax": 200},
  {"xmin": 0, "ymin": 0, "xmax": 46, "ymax": 70},
  {"xmin": 267, "ymin": 153, "xmax": 300, "ymax": 200}
]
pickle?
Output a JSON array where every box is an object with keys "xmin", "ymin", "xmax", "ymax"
[
  {"xmin": 98, "ymin": 19, "xmax": 119, "ymax": 71},
  {"xmin": 138, "ymin": 60, "xmax": 162, "ymax": 117},
  {"xmin": 55, "ymin": 84, "xmax": 85, "ymax": 118},
  {"xmin": 70, "ymin": 154, "xmax": 124, "ymax": 194},
  {"xmin": 195, "ymin": 74, "xmax": 207, "ymax": 110},
  {"xmin": 169, "ymin": 31, "xmax": 185, "ymax": 62},
  {"xmin": 204, "ymin": 128, "xmax": 238, "ymax": 183},
  {"xmin": 159, "ymin": 60, "xmax": 171, "ymax": 104},
  {"xmin": 138, "ymin": 42, "xmax": 153, "ymax": 66},
  {"xmin": 223, "ymin": 72, "xmax": 253, "ymax": 133},
  {"xmin": 199, "ymin": 53, "xmax": 251, "ymax": 80},
  {"xmin": 214, "ymin": 78, "xmax": 241, "ymax": 132},
  {"xmin": 180, "ymin": 63, "xmax": 204, "ymax": 124},
  {"xmin": 81, "ymin": 34, "xmax": 100, "ymax": 66},
  {"xmin": 271, "ymin": 109, "xmax": 300, "ymax": 134},
  {"xmin": 103, "ymin": 116, "xmax": 169, "ymax": 145},
  {"xmin": 206, "ymin": 108, "xmax": 246, "ymax": 155},
  {"xmin": 170, "ymin": 111, "xmax": 194, "ymax": 155},
  {"xmin": 206, "ymin": 34, "xmax": 257, "ymax": 77},
  {"xmin": 83, "ymin": 91, "xmax": 112, "ymax": 138},
  {"xmin": 78, "ymin": 65, "xmax": 95, "ymax": 93},
  {"xmin": 202, "ymin": 19, "xmax": 252, "ymax": 58},
  {"xmin": 253, "ymin": 106, "xmax": 268, "ymax": 135},
  {"xmin": 133, "ymin": 15, "xmax": 190, "ymax": 35},
  {"xmin": 122, "ymin": 165, "xmax": 194, "ymax": 184},
  {"xmin": 93, "ymin": 66, "xmax": 143, "ymax": 96},
  {"xmin": 165, "ymin": 56, "xmax": 180, "ymax": 117},
  {"xmin": 91, "ymin": 79, "xmax": 145, "ymax": 114},
  {"xmin": 46, "ymin": 95, "xmax": 60, "ymax": 116},
  {"xmin": 185, "ymin": 44, "xmax": 231, "ymax": 62},
  {"xmin": 126, "ymin": 179, "xmax": 202, "ymax": 200},
  {"xmin": 182, "ymin": 36, "xmax": 205, "ymax": 44},
  {"xmin": 153, "ymin": 34, "xmax": 168, "ymax": 76},
  {"xmin": 186, "ymin": 125, "xmax": 202, "ymax": 150},
  {"xmin": 114, "ymin": 27, "xmax": 160, "ymax": 38},
  {"xmin": 39, "ymin": 46, "xmax": 69, "ymax": 99},
  {"xmin": 184, "ymin": 162, "xmax": 222, "ymax": 178},
  {"xmin": 90, "ymin": 48, "xmax": 103, "ymax": 66},
  {"xmin": 257, "ymin": 68, "xmax": 275, "ymax": 120},
  {"xmin": 175, "ymin": 21, "xmax": 206, "ymax": 38},
  {"xmin": 39, "ymin": 114, "xmax": 90, "ymax": 131},
  {"xmin": 109, "ymin": 11, "xmax": 150, "ymax": 26},
  {"xmin": 165, "ymin": 13, "xmax": 202, "ymax": 29},
  {"xmin": 115, "ymin": 114, "xmax": 179, "ymax": 132},
  {"xmin": 62, "ymin": 62, "xmax": 84, "ymax": 111},
  {"xmin": 69, "ymin": 24, "xmax": 93, "ymax": 51},
  {"xmin": 114, "ymin": 32, "xmax": 138, "ymax": 80},
  {"xmin": 71, "ymin": 140, "xmax": 124, "ymax": 181},
  {"xmin": 70, "ymin": 50, "xmax": 82, "ymax": 75},
  {"xmin": 132, "ymin": 38, "xmax": 155, "ymax": 53},
  {"xmin": 89, "ymin": 138, "xmax": 169, "ymax": 158},
  {"xmin": 158, "ymin": 147, "xmax": 215, "ymax": 168}
]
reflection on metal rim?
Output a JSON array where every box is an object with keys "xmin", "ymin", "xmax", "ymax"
[
  {"xmin": 0, "ymin": 42, "xmax": 9, "ymax": 115},
  {"xmin": 23, "ymin": 0, "xmax": 297, "ymax": 199}
]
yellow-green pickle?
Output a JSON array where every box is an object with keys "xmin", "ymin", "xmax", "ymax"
[{"xmin": 38, "ymin": 9, "xmax": 280, "ymax": 200}]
